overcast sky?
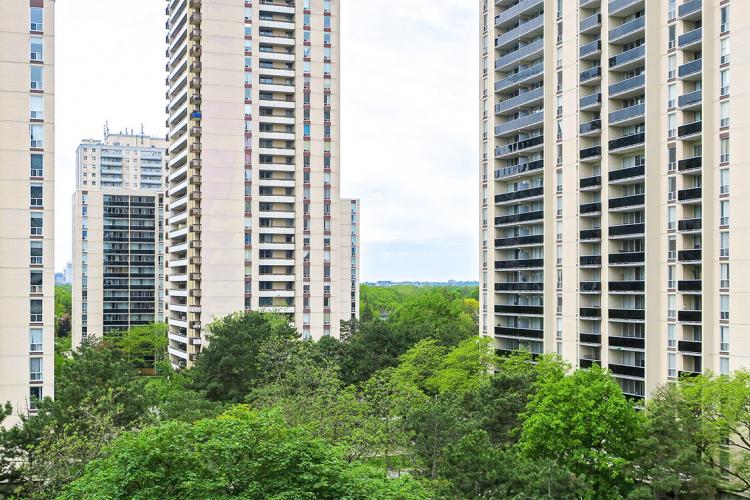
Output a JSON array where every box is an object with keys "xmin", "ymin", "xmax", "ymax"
[{"xmin": 55, "ymin": 0, "xmax": 479, "ymax": 282}]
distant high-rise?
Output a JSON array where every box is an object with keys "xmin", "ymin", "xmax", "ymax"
[
  {"xmin": 164, "ymin": 0, "xmax": 359, "ymax": 368},
  {"xmin": 0, "ymin": 0, "xmax": 55, "ymax": 426},
  {"xmin": 72, "ymin": 132, "xmax": 167, "ymax": 347},
  {"xmin": 480, "ymin": 0, "xmax": 746, "ymax": 399}
]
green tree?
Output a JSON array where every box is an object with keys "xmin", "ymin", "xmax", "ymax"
[
  {"xmin": 54, "ymin": 284, "xmax": 72, "ymax": 337},
  {"xmin": 61, "ymin": 407, "xmax": 430, "ymax": 499},
  {"xmin": 188, "ymin": 312, "xmax": 298, "ymax": 402},
  {"xmin": 518, "ymin": 364, "xmax": 643, "ymax": 497},
  {"xmin": 112, "ymin": 322, "xmax": 168, "ymax": 370},
  {"xmin": 338, "ymin": 319, "xmax": 412, "ymax": 385}
]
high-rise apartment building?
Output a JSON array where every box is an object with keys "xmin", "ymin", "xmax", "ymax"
[
  {"xmin": 480, "ymin": 0, "xmax": 746, "ymax": 399},
  {"xmin": 164, "ymin": 0, "xmax": 358, "ymax": 367},
  {"xmin": 72, "ymin": 132, "xmax": 167, "ymax": 347},
  {"xmin": 0, "ymin": 0, "xmax": 55, "ymax": 426}
]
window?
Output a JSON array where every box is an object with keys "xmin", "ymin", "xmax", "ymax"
[
  {"xmin": 30, "ymin": 212, "xmax": 43, "ymax": 236},
  {"xmin": 30, "ymin": 241, "xmax": 42, "ymax": 265},
  {"xmin": 720, "ymin": 294, "xmax": 729, "ymax": 320},
  {"xmin": 30, "ymin": 66, "xmax": 43, "ymax": 90},
  {"xmin": 29, "ymin": 181, "xmax": 43, "ymax": 206},
  {"xmin": 721, "ymin": 138, "xmax": 730, "ymax": 163},
  {"xmin": 30, "ymin": 299, "xmax": 42, "ymax": 323},
  {"xmin": 721, "ymin": 263, "xmax": 730, "ymax": 288},
  {"xmin": 30, "ymin": 153, "xmax": 43, "ymax": 177},
  {"xmin": 29, "ymin": 329, "xmax": 42, "ymax": 352},
  {"xmin": 720, "ymin": 101, "xmax": 730, "ymax": 128},
  {"xmin": 667, "ymin": 83, "xmax": 676, "ymax": 108},
  {"xmin": 30, "ymin": 7, "xmax": 43, "ymax": 31},
  {"xmin": 721, "ymin": 5, "xmax": 730, "ymax": 32},
  {"xmin": 30, "ymin": 37, "xmax": 43, "ymax": 61},
  {"xmin": 668, "ymin": 145, "xmax": 676, "ymax": 171},
  {"xmin": 721, "ymin": 232, "xmax": 729, "ymax": 257},
  {"xmin": 668, "ymin": 324, "xmax": 676, "ymax": 348},
  {"xmin": 30, "ymin": 358, "xmax": 43, "ymax": 381},
  {"xmin": 668, "ymin": 295, "xmax": 676, "ymax": 320},
  {"xmin": 720, "ymin": 69, "xmax": 730, "ymax": 96},
  {"xmin": 720, "ymin": 358, "xmax": 730, "ymax": 376},
  {"xmin": 668, "ymin": 0, "xmax": 676, "ymax": 20},
  {"xmin": 720, "ymin": 169, "xmax": 729, "ymax": 195},
  {"xmin": 668, "ymin": 265, "xmax": 676, "ymax": 289},
  {"xmin": 29, "ymin": 124, "xmax": 45, "ymax": 149},
  {"xmin": 721, "ymin": 200, "xmax": 729, "ymax": 226},
  {"xmin": 29, "ymin": 387, "xmax": 42, "ymax": 410},
  {"xmin": 721, "ymin": 38, "xmax": 730, "ymax": 65},
  {"xmin": 667, "ymin": 206, "xmax": 676, "ymax": 230},
  {"xmin": 28, "ymin": 95, "xmax": 42, "ymax": 120},
  {"xmin": 668, "ymin": 25, "xmax": 676, "ymax": 50},
  {"xmin": 30, "ymin": 270, "xmax": 42, "ymax": 294},
  {"xmin": 668, "ymin": 176, "xmax": 677, "ymax": 201},
  {"xmin": 668, "ymin": 54, "xmax": 676, "ymax": 79},
  {"xmin": 668, "ymin": 353, "xmax": 677, "ymax": 378},
  {"xmin": 667, "ymin": 113, "xmax": 676, "ymax": 138},
  {"xmin": 720, "ymin": 326, "xmax": 729, "ymax": 352}
]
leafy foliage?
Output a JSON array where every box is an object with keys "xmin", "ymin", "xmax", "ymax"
[{"xmin": 54, "ymin": 284, "xmax": 72, "ymax": 337}]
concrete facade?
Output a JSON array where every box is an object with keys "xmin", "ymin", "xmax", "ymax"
[
  {"xmin": 480, "ymin": 0, "xmax": 747, "ymax": 399},
  {"xmin": 164, "ymin": 0, "xmax": 359, "ymax": 367},
  {"xmin": 0, "ymin": 0, "xmax": 55, "ymax": 426}
]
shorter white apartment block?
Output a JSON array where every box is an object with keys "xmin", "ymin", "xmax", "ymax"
[{"xmin": 72, "ymin": 132, "xmax": 166, "ymax": 348}]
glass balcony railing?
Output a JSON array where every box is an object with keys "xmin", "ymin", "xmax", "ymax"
[
  {"xmin": 495, "ymin": 186, "xmax": 544, "ymax": 203},
  {"xmin": 678, "ymin": 27, "xmax": 702, "ymax": 48},
  {"xmin": 580, "ymin": 39, "xmax": 602, "ymax": 58},
  {"xmin": 609, "ymin": 15, "xmax": 645, "ymax": 42},
  {"xmin": 580, "ymin": 92, "xmax": 602, "ymax": 108},
  {"xmin": 608, "ymin": 102, "xmax": 645, "ymax": 124},
  {"xmin": 580, "ymin": 66, "xmax": 602, "ymax": 83},
  {"xmin": 608, "ymin": 0, "xmax": 643, "ymax": 16},
  {"xmin": 608, "ymin": 132, "xmax": 645, "ymax": 151},
  {"xmin": 495, "ymin": 135, "xmax": 544, "ymax": 157},
  {"xmin": 678, "ymin": 0, "xmax": 702, "ymax": 19},
  {"xmin": 609, "ymin": 251, "xmax": 645, "ymax": 264},
  {"xmin": 495, "ymin": 15, "xmax": 544, "ymax": 49},
  {"xmin": 608, "ymin": 222, "xmax": 645, "ymax": 236},
  {"xmin": 580, "ymin": 13, "xmax": 602, "ymax": 33},
  {"xmin": 609, "ymin": 164, "xmax": 644, "ymax": 182},
  {"xmin": 580, "ymin": 145, "xmax": 602, "ymax": 159},
  {"xmin": 495, "ymin": 86, "xmax": 544, "ymax": 115},
  {"xmin": 494, "ymin": 111, "xmax": 544, "ymax": 136},
  {"xmin": 495, "ymin": 159, "xmax": 544, "ymax": 179},
  {"xmin": 580, "ymin": 119, "xmax": 602, "ymax": 135},
  {"xmin": 678, "ymin": 59, "xmax": 702, "ymax": 78},
  {"xmin": 609, "ymin": 73, "xmax": 645, "ymax": 96},
  {"xmin": 678, "ymin": 89, "xmax": 702, "ymax": 108},
  {"xmin": 495, "ymin": 63, "xmax": 544, "ymax": 92},
  {"xmin": 495, "ymin": 39, "xmax": 545, "ymax": 71},
  {"xmin": 580, "ymin": 175, "xmax": 602, "ymax": 189},
  {"xmin": 678, "ymin": 121, "xmax": 702, "ymax": 137},
  {"xmin": 609, "ymin": 45, "xmax": 645, "ymax": 68},
  {"xmin": 678, "ymin": 156, "xmax": 702, "ymax": 172},
  {"xmin": 495, "ymin": 258, "xmax": 544, "ymax": 269}
]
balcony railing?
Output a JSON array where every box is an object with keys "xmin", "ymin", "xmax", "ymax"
[
  {"xmin": 580, "ymin": 175, "xmax": 602, "ymax": 189},
  {"xmin": 494, "ymin": 325, "xmax": 544, "ymax": 339},
  {"xmin": 495, "ymin": 159, "xmax": 544, "ymax": 179},
  {"xmin": 608, "ymin": 0, "xmax": 644, "ymax": 16},
  {"xmin": 495, "ymin": 235, "xmax": 544, "ymax": 247},
  {"xmin": 495, "ymin": 15, "xmax": 544, "ymax": 49},
  {"xmin": 609, "ymin": 164, "xmax": 644, "ymax": 182},
  {"xmin": 678, "ymin": 156, "xmax": 702, "ymax": 172},
  {"xmin": 495, "ymin": 39, "xmax": 545, "ymax": 71},
  {"xmin": 678, "ymin": 249, "xmax": 701, "ymax": 261},
  {"xmin": 580, "ymin": 66, "xmax": 602, "ymax": 83},
  {"xmin": 580, "ymin": 255, "xmax": 602, "ymax": 266},
  {"xmin": 609, "ymin": 222, "xmax": 645, "ymax": 236},
  {"xmin": 580, "ymin": 40, "xmax": 602, "ymax": 58},
  {"xmin": 609, "ymin": 363, "xmax": 645, "ymax": 378},
  {"xmin": 495, "ymin": 304, "xmax": 544, "ymax": 315},
  {"xmin": 580, "ymin": 13, "xmax": 602, "ymax": 33},
  {"xmin": 580, "ymin": 307, "xmax": 602, "ymax": 318},
  {"xmin": 678, "ymin": 310, "xmax": 702, "ymax": 322},
  {"xmin": 495, "ymin": 258, "xmax": 544, "ymax": 269},
  {"xmin": 580, "ymin": 92, "xmax": 602, "ymax": 109},
  {"xmin": 678, "ymin": 59, "xmax": 702, "ymax": 78},
  {"xmin": 495, "ymin": 281, "xmax": 545, "ymax": 292},
  {"xmin": 678, "ymin": 280, "xmax": 702, "ymax": 292},
  {"xmin": 495, "ymin": 210, "xmax": 544, "ymax": 225},
  {"xmin": 678, "ymin": 27, "xmax": 702, "ymax": 48},
  {"xmin": 609, "ymin": 103, "xmax": 645, "ymax": 124},
  {"xmin": 678, "ymin": 89, "xmax": 702, "ymax": 108},
  {"xmin": 678, "ymin": 218, "xmax": 702, "ymax": 231},
  {"xmin": 495, "ymin": 87, "xmax": 544, "ymax": 115},
  {"xmin": 580, "ymin": 119, "xmax": 602, "ymax": 135},
  {"xmin": 609, "ymin": 280, "xmax": 645, "ymax": 292},
  {"xmin": 580, "ymin": 228, "xmax": 602, "ymax": 240},
  {"xmin": 679, "ymin": 340, "xmax": 702, "ymax": 353},
  {"xmin": 609, "ymin": 308, "xmax": 645, "ymax": 320},
  {"xmin": 495, "ymin": 0, "xmax": 544, "ymax": 27},
  {"xmin": 580, "ymin": 282, "xmax": 602, "ymax": 292},
  {"xmin": 580, "ymin": 146, "xmax": 602, "ymax": 159},
  {"xmin": 495, "ymin": 186, "xmax": 544, "ymax": 203},
  {"xmin": 609, "ymin": 16, "xmax": 645, "ymax": 42},
  {"xmin": 609, "ymin": 45, "xmax": 645, "ymax": 68},
  {"xmin": 495, "ymin": 111, "xmax": 544, "ymax": 136},
  {"xmin": 678, "ymin": 187, "xmax": 702, "ymax": 202},
  {"xmin": 609, "ymin": 194, "xmax": 645, "ymax": 210},
  {"xmin": 678, "ymin": 121, "xmax": 702, "ymax": 137},
  {"xmin": 580, "ymin": 358, "xmax": 601, "ymax": 368},
  {"xmin": 678, "ymin": 0, "xmax": 702, "ymax": 19},
  {"xmin": 495, "ymin": 135, "xmax": 544, "ymax": 157},
  {"xmin": 495, "ymin": 63, "xmax": 545, "ymax": 92},
  {"xmin": 609, "ymin": 73, "xmax": 645, "ymax": 96},
  {"xmin": 580, "ymin": 333, "xmax": 602, "ymax": 344},
  {"xmin": 609, "ymin": 132, "xmax": 645, "ymax": 151},
  {"xmin": 580, "ymin": 202, "xmax": 602, "ymax": 214},
  {"xmin": 609, "ymin": 336, "xmax": 645, "ymax": 349}
]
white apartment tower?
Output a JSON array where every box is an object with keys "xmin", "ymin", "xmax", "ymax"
[
  {"xmin": 0, "ymin": 0, "xmax": 55, "ymax": 425},
  {"xmin": 72, "ymin": 132, "xmax": 167, "ymax": 347},
  {"xmin": 164, "ymin": 0, "xmax": 358, "ymax": 367},
  {"xmin": 480, "ymin": 0, "xmax": 748, "ymax": 399}
]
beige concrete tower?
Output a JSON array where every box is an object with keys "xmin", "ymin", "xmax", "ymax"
[
  {"xmin": 481, "ymin": 0, "xmax": 746, "ymax": 399},
  {"xmin": 0, "ymin": 0, "xmax": 55, "ymax": 426},
  {"xmin": 71, "ymin": 132, "xmax": 167, "ymax": 348},
  {"xmin": 164, "ymin": 0, "xmax": 357, "ymax": 367}
]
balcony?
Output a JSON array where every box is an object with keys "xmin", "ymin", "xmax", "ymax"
[
  {"xmin": 609, "ymin": 223, "xmax": 645, "ymax": 237},
  {"xmin": 609, "ymin": 45, "xmax": 645, "ymax": 70},
  {"xmin": 609, "ymin": 16, "xmax": 645, "ymax": 43},
  {"xmin": 495, "ymin": 258, "xmax": 544, "ymax": 270},
  {"xmin": 609, "ymin": 164, "xmax": 644, "ymax": 182},
  {"xmin": 495, "ymin": 235, "xmax": 544, "ymax": 247},
  {"xmin": 495, "ymin": 87, "xmax": 544, "ymax": 115},
  {"xmin": 495, "ymin": 304, "xmax": 544, "ymax": 315},
  {"xmin": 609, "ymin": 308, "xmax": 645, "ymax": 320},
  {"xmin": 495, "ymin": 159, "xmax": 544, "ymax": 180},
  {"xmin": 609, "ymin": 336, "xmax": 645, "ymax": 349},
  {"xmin": 580, "ymin": 175, "xmax": 602, "ymax": 189},
  {"xmin": 678, "ymin": 249, "xmax": 701, "ymax": 262},
  {"xmin": 608, "ymin": 0, "xmax": 644, "ymax": 16},
  {"xmin": 609, "ymin": 280, "xmax": 645, "ymax": 292},
  {"xmin": 678, "ymin": 280, "xmax": 702, "ymax": 292},
  {"xmin": 495, "ymin": 39, "xmax": 544, "ymax": 72},
  {"xmin": 678, "ymin": 156, "xmax": 702, "ymax": 172},
  {"xmin": 580, "ymin": 66, "xmax": 602, "ymax": 84},
  {"xmin": 678, "ymin": 187, "xmax": 702, "ymax": 202},
  {"xmin": 495, "ymin": 15, "xmax": 544, "ymax": 50},
  {"xmin": 678, "ymin": 59, "xmax": 702, "ymax": 79},
  {"xmin": 678, "ymin": 27, "xmax": 702, "ymax": 49},
  {"xmin": 580, "ymin": 333, "xmax": 602, "ymax": 344},
  {"xmin": 580, "ymin": 358, "xmax": 601, "ymax": 368},
  {"xmin": 678, "ymin": 121, "xmax": 702, "ymax": 138},
  {"xmin": 580, "ymin": 92, "xmax": 602, "ymax": 109},
  {"xmin": 580, "ymin": 228, "xmax": 602, "ymax": 240},
  {"xmin": 678, "ymin": 218, "xmax": 702, "ymax": 232},
  {"xmin": 580, "ymin": 255, "xmax": 602, "ymax": 267},
  {"xmin": 580, "ymin": 40, "xmax": 602, "ymax": 59},
  {"xmin": 495, "ymin": 210, "xmax": 544, "ymax": 225},
  {"xmin": 608, "ymin": 132, "xmax": 644, "ymax": 152},
  {"xmin": 609, "ymin": 194, "xmax": 645, "ymax": 210},
  {"xmin": 678, "ymin": 0, "xmax": 702, "ymax": 20},
  {"xmin": 495, "ymin": 111, "xmax": 544, "ymax": 137},
  {"xmin": 495, "ymin": 63, "xmax": 544, "ymax": 93},
  {"xmin": 580, "ymin": 282, "xmax": 602, "ymax": 292},
  {"xmin": 609, "ymin": 103, "xmax": 645, "ymax": 125},
  {"xmin": 495, "ymin": 281, "xmax": 544, "ymax": 292},
  {"xmin": 580, "ymin": 146, "xmax": 602, "ymax": 160},
  {"xmin": 580, "ymin": 307, "xmax": 602, "ymax": 318},
  {"xmin": 609, "ymin": 363, "xmax": 645, "ymax": 378},
  {"xmin": 580, "ymin": 201, "xmax": 602, "ymax": 214},
  {"xmin": 679, "ymin": 340, "xmax": 702, "ymax": 353},
  {"xmin": 495, "ymin": 326, "xmax": 544, "ymax": 340},
  {"xmin": 495, "ymin": 0, "xmax": 544, "ymax": 28},
  {"xmin": 609, "ymin": 74, "xmax": 645, "ymax": 97},
  {"xmin": 580, "ymin": 119, "xmax": 602, "ymax": 136},
  {"xmin": 494, "ymin": 186, "xmax": 543, "ymax": 204},
  {"xmin": 678, "ymin": 90, "xmax": 702, "ymax": 110},
  {"xmin": 678, "ymin": 310, "xmax": 702, "ymax": 322},
  {"xmin": 580, "ymin": 13, "xmax": 602, "ymax": 34},
  {"xmin": 495, "ymin": 135, "xmax": 544, "ymax": 157}
]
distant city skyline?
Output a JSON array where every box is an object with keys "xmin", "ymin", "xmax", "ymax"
[{"xmin": 53, "ymin": 0, "xmax": 479, "ymax": 282}]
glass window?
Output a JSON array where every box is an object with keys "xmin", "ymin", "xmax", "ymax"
[
  {"xmin": 721, "ymin": 6, "xmax": 730, "ymax": 32},
  {"xmin": 30, "ymin": 124, "xmax": 44, "ymax": 148},
  {"xmin": 30, "ymin": 184, "xmax": 42, "ymax": 207},
  {"xmin": 720, "ymin": 101, "xmax": 730, "ymax": 128},
  {"xmin": 721, "ymin": 232, "xmax": 729, "ymax": 257},
  {"xmin": 29, "ymin": 328, "xmax": 43, "ymax": 352},
  {"xmin": 720, "ymin": 169, "xmax": 729, "ymax": 195},
  {"xmin": 721, "ymin": 200, "xmax": 730, "ymax": 226},
  {"xmin": 30, "ymin": 153, "xmax": 43, "ymax": 177},
  {"xmin": 30, "ymin": 358, "xmax": 43, "ymax": 381},
  {"xmin": 30, "ymin": 241, "xmax": 42, "ymax": 265},
  {"xmin": 721, "ymin": 138, "xmax": 730, "ymax": 163},
  {"xmin": 720, "ymin": 326, "xmax": 729, "ymax": 352},
  {"xmin": 30, "ymin": 270, "xmax": 42, "ymax": 294},
  {"xmin": 721, "ymin": 69, "xmax": 730, "ymax": 96},
  {"xmin": 667, "ymin": 113, "xmax": 676, "ymax": 138},
  {"xmin": 721, "ymin": 38, "xmax": 730, "ymax": 64},
  {"xmin": 668, "ymin": 324, "xmax": 676, "ymax": 347},
  {"xmin": 720, "ymin": 358, "xmax": 730, "ymax": 376},
  {"xmin": 721, "ymin": 263, "xmax": 730, "ymax": 288},
  {"xmin": 668, "ymin": 353, "xmax": 677, "ymax": 378},
  {"xmin": 30, "ymin": 7, "xmax": 43, "ymax": 31},
  {"xmin": 29, "ymin": 386, "xmax": 43, "ymax": 410},
  {"xmin": 30, "ymin": 212, "xmax": 43, "ymax": 236},
  {"xmin": 30, "ymin": 37, "xmax": 43, "ymax": 61},
  {"xmin": 30, "ymin": 66, "xmax": 43, "ymax": 90},
  {"xmin": 721, "ymin": 295, "xmax": 730, "ymax": 320}
]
